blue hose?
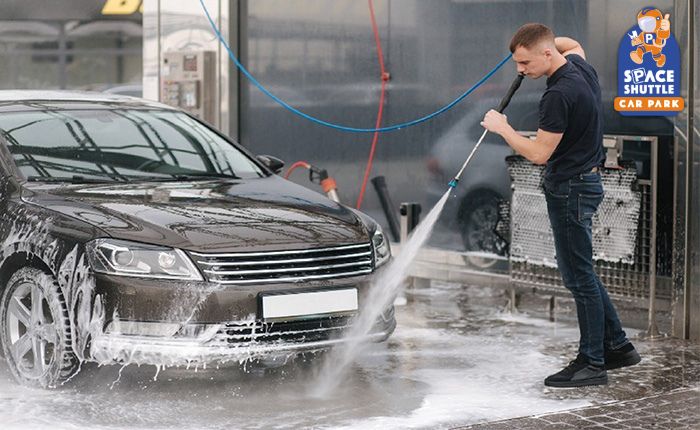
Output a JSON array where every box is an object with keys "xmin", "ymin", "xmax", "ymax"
[{"xmin": 199, "ymin": 0, "xmax": 511, "ymax": 133}]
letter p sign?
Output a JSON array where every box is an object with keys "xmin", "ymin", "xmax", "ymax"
[{"xmin": 632, "ymin": 68, "xmax": 646, "ymax": 84}]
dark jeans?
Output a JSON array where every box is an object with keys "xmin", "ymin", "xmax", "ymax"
[{"xmin": 543, "ymin": 171, "xmax": 629, "ymax": 366}]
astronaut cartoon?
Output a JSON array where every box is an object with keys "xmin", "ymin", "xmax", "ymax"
[{"xmin": 629, "ymin": 8, "xmax": 671, "ymax": 67}]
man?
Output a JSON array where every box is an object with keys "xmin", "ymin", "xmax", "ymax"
[{"xmin": 480, "ymin": 23, "xmax": 641, "ymax": 387}]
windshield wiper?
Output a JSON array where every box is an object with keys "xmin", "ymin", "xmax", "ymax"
[
  {"xmin": 123, "ymin": 173, "xmax": 240, "ymax": 182},
  {"xmin": 175, "ymin": 173, "xmax": 240, "ymax": 179},
  {"xmin": 26, "ymin": 175, "xmax": 123, "ymax": 184}
]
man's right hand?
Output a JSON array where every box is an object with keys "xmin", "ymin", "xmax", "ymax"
[{"xmin": 480, "ymin": 110, "xmax": 511, "ymax": 136}]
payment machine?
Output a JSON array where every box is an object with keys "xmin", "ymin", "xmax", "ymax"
[{"xmin": 160, "ymin": 51, "xmax": 216, "ymax": 124}]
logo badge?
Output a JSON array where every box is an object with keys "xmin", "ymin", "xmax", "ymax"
[{"xmin": 614, "ymin": 7, "xmax": 683, "ymax": 116}]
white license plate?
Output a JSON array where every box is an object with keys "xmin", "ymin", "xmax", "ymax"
[{"xmin": 261, "ymin": 288, "xmax": 358, "ymax": 320}]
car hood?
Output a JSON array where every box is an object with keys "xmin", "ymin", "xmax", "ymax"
[{"xmin": 21, "ymin": 176, "xmax": 369, "ymax": 252}]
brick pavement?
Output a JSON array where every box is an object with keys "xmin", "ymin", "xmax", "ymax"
[
  {"xmin": 457, "ymin": 387, "xmax": 699, "ymax": 429},
  {"xmin": 455, "ymin": 337, "xmax": 700, "ymax": 430}
]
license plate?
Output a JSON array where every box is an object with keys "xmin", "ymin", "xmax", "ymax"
[{"xmin": 260, "ymin": 288, "xmax": 358, "ymax": 320}]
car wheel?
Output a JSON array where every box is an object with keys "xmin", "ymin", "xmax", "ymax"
[
  {"xmin": 1, "ymin": 267, "xmax": 79, "ymax": 388},
  {"xmin": 458, "ymin": 191, "xmax": 507, "ymax": 268}
]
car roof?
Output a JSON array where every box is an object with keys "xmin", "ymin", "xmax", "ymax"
[{"xmin": 0, "ymin": 90, "xmax": 173, "ymax": 110}]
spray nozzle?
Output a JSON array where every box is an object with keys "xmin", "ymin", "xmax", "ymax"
[{"xmin": 309, "ymin": 166, "xmax": 329, "ymax": 184}]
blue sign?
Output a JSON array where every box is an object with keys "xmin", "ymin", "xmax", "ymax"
[{"xmin": 615, "ymin": 7, "xmax": 682, "ymax": 116}]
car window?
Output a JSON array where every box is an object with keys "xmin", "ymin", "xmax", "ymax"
[{"xmin": 0, "ymin": 107, "xmax": 265, "ymax": 181}]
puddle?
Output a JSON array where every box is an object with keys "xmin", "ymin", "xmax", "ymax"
[{"xmin": 0, "ymin": 282, "xmax": 606, "ymax": 430}]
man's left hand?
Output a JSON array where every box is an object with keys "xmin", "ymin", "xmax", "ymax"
[{"xmin": 481, "ymin": 109, "xmax": 510, "ymax": 135}]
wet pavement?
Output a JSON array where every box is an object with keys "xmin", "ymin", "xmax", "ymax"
[
  {"xmin": 458, "ymin": 335, "xmax": 700, "ymax": 429},
  {"xmin": 1, "ymin": 281, "xmax": 698, "ymax": 429},
  {"xmin": 459, "ymin": 387, "xmax": 700, "ymax": 429}
]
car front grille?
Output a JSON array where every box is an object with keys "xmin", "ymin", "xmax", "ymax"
[
  {"xmin": 213, "ymin": 316, "xmax": 354, "ymax": 345},
  {"xmin": 189, "ymin": 243, "xmax": 374, "ymax": 285}
]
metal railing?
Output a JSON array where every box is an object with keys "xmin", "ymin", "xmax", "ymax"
[{"xmin": 405, "ymin": 133, "xmax": 667, "ymax": 335}]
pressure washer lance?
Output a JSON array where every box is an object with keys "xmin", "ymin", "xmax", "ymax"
[{"xmin": 448, "ymin": 73, "xmax": 525, "ymax": 188}]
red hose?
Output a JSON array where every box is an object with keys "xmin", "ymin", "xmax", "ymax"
[
  {"xmin": 356, "ymin": 0, "xmax": 388, "ymax": 210},
  {"xmin": 284, "ymin": 161, "xmax": 311, "ymax": 179}
]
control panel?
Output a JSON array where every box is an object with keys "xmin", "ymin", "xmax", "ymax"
[{"xmin": 161, "ymin": 51, "xmax": 216, "ymax": 124}]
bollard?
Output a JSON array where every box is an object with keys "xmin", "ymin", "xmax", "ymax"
[
  {"xmin": 371, "ymin": 176, "xmax": 401, "ymax": 242},
  {"xmin": 399, "ymin": 202, "xmax": 422, "ymax": 244},
  {"xmin": 399, "ymin": 202, "xmax": 423, "ymax": 296}
]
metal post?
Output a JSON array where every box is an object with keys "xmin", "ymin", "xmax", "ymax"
[
  {"xmin": 399, "ymin": 202, "xmax": 423, "ymax": 294},
  {"xmin": 372, "ymin": 176, "xmax": 401, "ymax": 242},
  {"xmin": 504, "ymin": 287, "xmax": 518, "ymax": 314},
  {"xmin": 156, "ymin": 0, "xmax": 162, "ymax": 102},
  {"xmin": 399, "ymin": 202, "xmax": 421, "ymax": 243},
  {"xmin": 57, "ymin": 22, "xmax": 67, "ymax": 89},
  {"xmin": 683, "ymin": 0, "xmax": 695, "ymax": 340},
  {"xmin": 642, "ymin": 138, "xmax": 664, "ymax": 338},
  {"xmin": 549, "ymin": 296, "xmax": 556, "ymax": 322}
]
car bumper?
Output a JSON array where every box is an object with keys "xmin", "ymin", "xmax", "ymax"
[
  {"xmin": 90, "ymin": 270, "xmax": 396, "ymax": 365},
  {"xmin": 89, "ymin": 312, "xmax": 396, "ymax": 366},
  {"xmin": 94, "ymin": 273, "xmax": 381, "ymax": 323}
]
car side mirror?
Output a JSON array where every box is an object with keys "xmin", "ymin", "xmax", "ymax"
[{"xmin": 256, "ymin": 155, "xmax": 285, "ymax": 174}]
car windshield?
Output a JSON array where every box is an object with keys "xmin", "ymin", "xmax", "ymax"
[{"xmin": 0, "ymin": 106, "xmax": 265, "ymax": 182}]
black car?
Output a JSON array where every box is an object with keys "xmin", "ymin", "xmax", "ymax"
[{"xmin": 0, "ymin": 91, "xmax": 395, "ymax": 388}]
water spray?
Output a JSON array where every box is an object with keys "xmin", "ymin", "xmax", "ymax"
[
  {"xmin": 448, "ymin": 73, "xmax": 525, "ymax": 189},
  {"xmin": 312, "ymin": 75, "xmax": 525, "ymax": 396}
]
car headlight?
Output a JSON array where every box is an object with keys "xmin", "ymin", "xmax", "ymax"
[
  {"xmin": 86, "ymin": 239, "xmax": 203, "ymax": 281},
  {"xmin": 372, "ymin": 228, "xmax": 391, "ymax": 268}
]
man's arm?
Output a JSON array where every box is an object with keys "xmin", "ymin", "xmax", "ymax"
[
  {"xmin": 554, "ymin": 37, "xmax": 586, "ymax": 59},
  {"xmin": 480, "ymin": 110, "xmax": 562, "ymax": 165}
]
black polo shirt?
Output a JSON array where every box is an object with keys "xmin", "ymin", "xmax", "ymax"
[{"xmin": 539, "ymin": 54, "xmax": 605, "ymax": 183}]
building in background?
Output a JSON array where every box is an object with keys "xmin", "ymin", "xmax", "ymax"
[{"xmin": 0, "ymin": 0, "xmax": 142, "ymax": 93}]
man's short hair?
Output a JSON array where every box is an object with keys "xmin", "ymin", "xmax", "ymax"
[{"xmin": 509, "ymin": 23, "xmax": 555, "ymax": 53}]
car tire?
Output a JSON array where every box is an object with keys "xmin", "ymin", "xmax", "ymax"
[
  {"xmin": 457, "ymin": 190, "xmax": 507, "ymax": 268},
  {"xmin": 1, "ymin": 267, "xmax": 79, "ymax": 388}
]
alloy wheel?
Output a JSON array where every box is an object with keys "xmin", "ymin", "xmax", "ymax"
[{"xmin": 6, "ymin": 281, "xmax": 60, "ymax": 380}]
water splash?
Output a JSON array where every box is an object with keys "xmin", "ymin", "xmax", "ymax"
[{"xmin": 312, "ymin": 189, "xmax": 452, "ymax": 396}]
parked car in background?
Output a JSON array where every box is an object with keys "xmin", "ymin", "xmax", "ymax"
[
  {"xmin": 425, "ymin": 89, "xmax": 674, "ymax": 266},
  {"xmin": 425, "ymin": 93, "xmax": 540, "ymax": 261},
  {"xmin": 0, "ymin": 91, "xmax": 394, "ymax": 388},
  {"xmin": 102, "ymin": 83, "xmax": 143, "ymax": 98}
]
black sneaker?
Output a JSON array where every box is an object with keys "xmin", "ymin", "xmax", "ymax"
[
  {"xmin": 605, "ymin": 342, "xmax": 642, "ymax": 370},
  {"xmin": 544, "ymin": 354, "xmax": 608, "ymax": 388}
]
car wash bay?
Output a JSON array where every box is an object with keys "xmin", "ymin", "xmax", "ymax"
[
  {"xmin": 140, "ymin": 0, "xmax": 698, "ymax": 340},
  {"xmin": 0, "ymin": 0, "xmax": 699, "ymax": 429}
]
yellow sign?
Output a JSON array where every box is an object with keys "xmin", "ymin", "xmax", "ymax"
[{"xmin": 102, "ymin": 0, "xmax": 143, "ymax": 15}]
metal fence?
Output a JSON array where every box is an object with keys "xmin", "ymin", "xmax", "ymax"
[{"xmin": 509, "ymin": 135, "xmax": 670, "ymax": 304}]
